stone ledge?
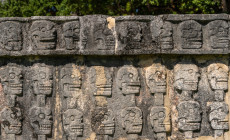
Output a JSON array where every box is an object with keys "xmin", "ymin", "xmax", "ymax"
[{"xmin": 0, "ymin": 15, "xmax": 229, "ymax": 56}]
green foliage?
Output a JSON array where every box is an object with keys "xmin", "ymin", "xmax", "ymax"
[{"xmin": 0, "ymin": 0, "xmax": 224, "ymax": 17}]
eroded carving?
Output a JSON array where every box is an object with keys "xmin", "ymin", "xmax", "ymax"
[
  {"xmin": 91, "ymin": 108, "xmax": 115, "ymax": 139},
  {"xmin": 0, "ymin": 107, "xmax": 22, "ymax": 135},
  {"xmin": 208, "ymin": 102, "xmax": 229, "ymax": 137},
  {"xmin": 177, "ymin": 20, "xmax": 202, "ymax": 49},
  {"xmin": 174, "ymin": 64, "xmax": 200, "ymax": 100},
  {"xmin": 0, "ymin": 64, "xmax": 23, "ymax": 107},
  {"xmin": 88, "ymin": 66, "xmax": 113, "ymax": 96},
  {"xmin": 63, "ymin": 108, "xmax": 84, "ymax": 139},
  {"xmin": 177, "ymin": 101, "xmax": 201, "ymax": 138},
  {"xmin": 60, "ymin": 64, "xmax": 82, "ymax": 98},
  {"xmin": 174, "ymin": 63, "xmax": 201, "ymax": 139},
  {"xmin": 63, "ymin": 21, "xmax": 80, "ymax": 50},
  {"xmin": 146, "ymin": 64, "xmax": 166, "ymax": 94},
  {"xmin": 121, "ymin": 107, "xmax": 142, "ymax": 134},
  {"xmin": 31, "ymin": 63, "xmax": 53, "ymax": 96},
  {"xmin": 0, "ymin": 21, "xmax": 22, "ymax": 51},
  {"xmin": 30, "ymin": 20, "xmax": 57, "ymax": 50},
  {"xmin": 206, "ymin": 20, "xmax": 229, "ymax": 49},
  {"xmin": 117, "ymin": 65, "xmax": 140, "ymax": 95},
  {"xmin": 150, "ymin": 106, "xmax": 170, "ymax": 139},
  {"xmin": 207, "ymin": 63, "xmax": 229, "ymax": 137},
  {"xmin": 118, "ymin": 22, "xmax": 143, "ymax": 50},
  {"xmin": 94, "ymin": 19, "xmax": 115, "ymax": 50},
  {"xmin": 160, "ymin": 22, "xmax": 173, "ymax": 50},
  {"xmin": 29, "ymin": 106, "xmax": 52, "ymax": 137}
]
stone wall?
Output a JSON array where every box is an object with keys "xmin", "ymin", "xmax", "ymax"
[{"xmin": 0, "ymin": 15, "xmax": 230, "ymax": 140}]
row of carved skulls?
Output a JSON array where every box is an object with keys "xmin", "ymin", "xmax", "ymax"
[
  {"xmin": 0, "ymin": 19, "xmax": 228, "ymax": 52},
  {"xmin": 0, "ymin": 62, "xmax": 229, "ymax": 138}
]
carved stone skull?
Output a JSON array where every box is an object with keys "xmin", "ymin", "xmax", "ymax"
[
  {"xmin": 121, "ymin": 107, "xmax": 143, "ymax": 134},
  {"xmin": 60, "ymin": 64, "xmax": 82, "ymax": 98},
  {"xmin": 0, "ymin": 21, "xmax": 22, "ymax": 51},
  {"xmin": 146, "ymin": 64, "xmax": 167, "ymax": 93},
  {"xmin": 117, "ymin": 66, "xmax": 140, "ymax": 95},
  {"xmin": 150, "ymin": 106, "xmax": 170, "ymax": 133},
  {"xmin": 0, "ymin": 107, "xmax": 22, "ymax": 134},
  {"xmin": 208, "ymin": 20, "xmax": 229, "ymax": 49},
  {"xmin": 177, "ymin": 101, "xmax": 201, "ymax": 131},
  {"xmin": 178, "ymin": 20, "xmax": 202, "ymax": 49},
  {"xmin": 30, "ymin": 20, "xmax": 56, "ymax": 50},
  {"xmin": 160, "ymin": 22, "xmax": 173, "ymax": 49},
  {"xmin": 63, "ymin": 21, "xmax": 80, "ymax": 50},
  {"xmin": 29, "ymin": 106, "xmax": 52, "ymax": 135},
  {"xmin": 88, "ymin": 66, "xmax": 113, "ymax": 96},
  {"xmin": 207, "ymin": 63, "xmax": 228, "ymax": 91},
  {"xmin": 63, "ymin": 109, "xmax": 84, "ymax": 137},
  {"xmin": 0, "ymin": 64, "xmax": 23, "ymax": 95},
  {"xmin": 209, "ymin": 102, "xmax": 229, "ymax": 130},
  {"xmin": 174, "ymin": 64, "xmax": 200, "ymax": 91},
  {"xmin": 31, "ymin": 64, "xmax": 53, "ymax": 95},
  {"xmin": 101, "ymin": 110, "xmax": 115, "ymax": 135}
]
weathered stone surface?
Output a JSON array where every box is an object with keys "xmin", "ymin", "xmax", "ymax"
[{"xmin": 1, "ymin": 15, "xmax": 230, "ymax": 140}]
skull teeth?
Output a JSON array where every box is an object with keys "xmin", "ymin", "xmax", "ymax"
[{"xmin": 40, "ymin": 124, "xmax": 51, "ymax": 130}]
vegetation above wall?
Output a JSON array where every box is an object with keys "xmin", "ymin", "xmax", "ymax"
[{"xmin": 0, "ymin": 0, "xmax": 225, "ymax": 17}]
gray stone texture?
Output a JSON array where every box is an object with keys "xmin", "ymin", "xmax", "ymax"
[{"xmin": 1, "ymin": 15, "xmax": 230, "ymax": 140}]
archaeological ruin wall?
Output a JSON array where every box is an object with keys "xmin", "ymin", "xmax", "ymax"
[{"xmin": 0, "ymin": 14, "xmax": 230, "ymax": 140}]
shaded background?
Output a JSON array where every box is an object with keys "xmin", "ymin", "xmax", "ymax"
[{"xmin": 0, "ymin": 0, "xmax": 227, "ymax": 17}]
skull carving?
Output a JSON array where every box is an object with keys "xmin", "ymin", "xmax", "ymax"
[
  {"xmin": 30, "ymin": 20, "xmax": 57, "ymax": 50},
  {"xmin": 60, "ymin": 64, "xmax": 82, "ymax": 98},
  {"xmin": 160, "ymin": 22, "xmax": 173, "ymax": 49},
  {"xmin": 121, "ymin": 107, "xmax": 143, "ymax": 134},
  {"xmin": 31, "ymin": 64, "xmax": 53, "ymax": 95},
  {"xmin": 177, "ymin": 101, "xmax": 201, "ymax": 131},
  {"xmin": 209, "ymin": 102, "xmax": 229, "ymax": 131},
  {"xmin": 0, "ymin": 21, "xmax": 22, "ymax": 51},
  {"xmin": 207, "ymin": 20, "xmax": 229, "ymax": 49},
  {"xmin": 150, "ymin": 106, "xmax": 171, "ymax": 133},
  {"xmin": 146, "ymin": 64, "xmax": 167, "ymax": 93},
  {"xmin": 63, "ymin": 21, "xmax": 80, "ymax": 50},
  {"xmin": 207, "ymin": 63, "xmax": 228, "ymax": 91},
  {"xmin": 117, "ymin": 66, "xmax": 140, "ymax": 95},
  {"xmin": 174, "ymin": 64, "xmax": 200, "ymax": 91},
  {"xmin": 29, "ymin": 106, "xmax": 52, "ymax": 135},
  {"xmin": 88, "ymin": 66, "xmax": 113, "ymax": 96},
  {"xmin": 178, "ymin": 20, "xmax": 202, "ymax": 49},
  {"xmin": 119, "ymin": 22, "xmax": 142, "ymax": 49},
  {"xmin": 0, "ymin": 107, "xmax": 22, "ymax": 134},
  {"xmin": 101, "ymin": 110, "xmax": 115, "ymax": 135},
  {"xmin": 63, "ymin": 109, "xmax": 84, "ymax": 137},
  {"xmin": 0, "ymin": 64, "xmax": 23, "ymax": 95}
]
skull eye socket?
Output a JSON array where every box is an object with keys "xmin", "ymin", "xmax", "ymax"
[
  {"xmin": 158, "ymin": 111, "xmax": 165, "ymax": 118},
  {"xmin": 9, "ymin": 73, "xmax": 15, "ymax": 79},
  {"xmin": 10, "ymin": 113, "xmax": 16, "ymax": 119},
  {"xmin": 188, "ymin": 69, "xmax": 193, "ymax": 74},
  {"xmin": 70, "ymin": 115, "xmax": 75, "ymax": 121},
  {"xmin": 39, "ymin": 113, "xmax": 45, "ymax": 119},
  {"xmin": 129, "ymin": 73, "xmax": 133, "ymax": 78},
  {"xmin": 39, "ymin": 72, "xmax": 46, "ymax": 79}
]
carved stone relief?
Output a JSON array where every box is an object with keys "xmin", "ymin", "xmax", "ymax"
[
  {"xmin": 160, "ymin": 22, "xmax": 173, "ymax": 50},
  {"xmin": 0, "ymin": 21, "xmax": 22, "ymax": 51},
  {"xmin": 63, "ymin": 21, "xmax": 80, "ymax": 50},
  {"xmin": 88, "ymin": 66, "xmax": 113, "ymax": 96},
  {"xmin": 30, "ymin": 20, "xmax": 57, "ymax": 50},
  {"xmin": 207, "ymin": 63, "xmax": 229, "ymax": 137},
  {"xmin": 177, "ymin": 20, "xmax": 202, "ymax": 49},
  {"xmin": 174, "ymin": 63, "xmax": 201, "ymax": 139},
  {"xmin": 121, "ymin": 107, "xmax": 142, "ymax": 135},
  {"xmin": 206, "ymin": 20, "xmax": 229, "ymax": 49},
  {"xmin": 60, "ymin": 64, "xmax": 84, "ymax": 139}
]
